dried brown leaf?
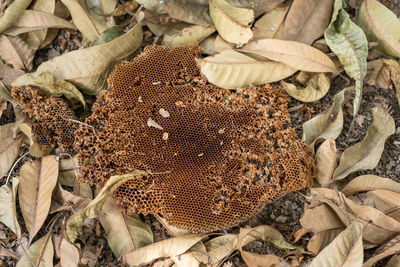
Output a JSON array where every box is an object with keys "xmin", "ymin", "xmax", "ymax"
[
  {"xmin": 60, "ymin": 238, "xmax": 80, "ymax": 267},
  {"xmin": 161, "ymin": 0, "xmax": 212, "ymax": 26},
  {"xmin": 0, "ymin": 0, "xmax": 31, "ymax": 33},
  {"xmin": 19, "ymin": 155, "xmax": 59, "ymax": 243},
  {"xmin": 315, "ymin": 138, "xmax": 338, "ymax": 186},
  {"xmin": 332, "ymin": 107, "xmax": 395, "ymax": 180},
  {"xmin": 283, "ymin": 0, "xmax": 334, "ymax": 45},
  {"xmin": 281, "ymin": 73, "xmax": 330, "ymax": 102},
  {"xmin": 342, "ymin": 175, "xmax": 400, "ymax": 196},
  {"xmin": 15, "ymin": 232, "xmax": 54, "ymax": 267},
  {"xmin": 0, "ymin": 35, "xmax": 35, "ymax": 70},
  {"xmin": 0, "ymin": 177, "xmax": 21, "ymax": 239}
]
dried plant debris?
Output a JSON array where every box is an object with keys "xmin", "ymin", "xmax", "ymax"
[
  {"xmin": 11, "ymin": 86, "xmax": 78, "ymax": 150},
  {"xmin": 74, "ymin": 44, "xmax": 315, "ymax": 232}
]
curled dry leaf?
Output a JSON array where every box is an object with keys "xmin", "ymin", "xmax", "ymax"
[
  {"xmin": 197, "ymin": 49, "xmax": 296, "ymax": 89},
  {"xmin": 357, "ymin": 0, "xmax": 400, "ymax": 58},
  {"xmin": 324, "ymin": 0, "xmax": 368, "ymax": 115},
  {"xmin": 4, "ymin": 10, "xmax": 75, "ymax": 36},
  {"xmin": 161, "ymin": 0, "xmax": 212, "ymax": 26},
  {"xmin": 60, "ymin": 0, "xmax": 99, "ymax": 42},
  {"xmin": 315, "ymin": 138, "xmax": 338, "ymax": 186},
  {"xmin": 123, "ymin": 234, "xmax": 207, "ymax": 266},
  {"xmin": 0, "ymin": 0, "xmax": 31, "ymax": 33},
  {"xmin": 19, "ymin": 155, "xmax": 59, "ymax": 243},
  {"xmin": 301, "ymin": 203, "xmax": 346, "ymax": 233},
  {"xmin": 200, "ymin": 35, "xmax": 216, "ymax": 55},
  {"xmin": 12, "ymin": 21, "xmax": 143, "ymax": 95},
  {"xmin": 309, "ymin": 222, "xmax": 364, "ymax": 267},
  {"xmin": 172, "ymin": 241, "xmax": 208, "ymax": 266},
  {"xmin": 16, "ymin": 232, "xmax": 54, "ymax": 267},
  {"xmin": 50, "ymin": 184, "xmax": 90, "ymax": 213},
  {"xmin": 312, "ymin": 188, "xmax": 400, "ymax": 247},
  {"xmin": 209, "ymin": 0, "xmax": 254, "ymax": 45},
  {"xmin": 342, "ymin": 175, "xmax": 400, "ymax": 196},
  {"xmin": 302, "ymin": 86, "xmax": 354, "ymax": 148},
  {"xmin": 155, "ymin": 215, "xmax": 192, "ymax": 237},
  {"xmin": 0, "ymin": 81, "xmax": 12, "ymax": 100},
  {"xmin": 239, "ymin": 225, "xmax": 297, "ymax": 250},
  {"xmin": 281, "ymin": 73, "xmax": 330, "ymax": 102},
  {"xmin": 365, "ymin": 190, "xmax": 400, "ymax": 221},
  {"xmin": 0, "ymin": 35, "xmax": 35, "ymax": 71},
  {"xmin": 66, "ymin": 171, "xmax": 146, "ymax": 245},
  {"xmin": 252, "ymin": 1, "xmax": 290, "ymax": 40},
  {"xmin": 33, "ymin": 72, "xmax": 87, "ymax": 110},
  {"xmin": 99, "ymin": 197, "xmax": 153, "ymax": 258},
  {"xmin": 204, "ymin": 234, "xmax": 238, "ymax": 266},
  {"xmin": 60, "ymin": 238, "xmax": 80, "ymax": 267},
  {"xmin": 282, "ymin": 0, "xmax": 334, "ymax": 45},
  {"xmin": 0, "ymin": 123, "xmax": 23, "ymax": 178},
  {"xmin": 363, "ymin": 234, "xmax": 400, "ymax": 267},
  {"xmin": 0, "ymin": 177, "xmax": 21, "ymax": 239},
  {"xmin": 241, "ymin": 251, "xmax": 280, "ymax": 267},
  {"xmin": 332, "ymin": 107, "xmax": 395, "ymax": 181},
  {"xmin": 162, "ymin": 25, "xmax": 215, "ymax": 46},
  {"xmin": 241, "ymin": 39, "xmax": 337, "ymax": 73},
  {"xmin": 307, "ymin": 228, "xmax": 345, "ymax": 255},
  {"xmin": 24, "ymin": 0, "xmax": 55, "ymax": 50}
]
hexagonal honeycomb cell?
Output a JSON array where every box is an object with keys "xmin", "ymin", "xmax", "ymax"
[
  {"xmin": 74, "ymin": 44, "xmax": 316, "ymax": 232},
  {"xmin": 12, "ymin": 86, "xmax": 78, "ymax": 150}
]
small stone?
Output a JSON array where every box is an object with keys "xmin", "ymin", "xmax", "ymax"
[
  {"xmin": 163, "ymin": 132, "xmax": 169, "ymax": 140},
  {"xmin": 159, "ymin": 108, "xmax": 170, "ymax": 118}
]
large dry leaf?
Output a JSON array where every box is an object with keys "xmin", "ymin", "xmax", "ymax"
[
  {"xmin": 301, "ymin": 204, "xmax": 346, "ymax": 233},
  {"xmin": 357, "ymin": 0, "xmax": 400, "ymax": 58},
  {"xmin": 309, "ymin": 222, "xmax": 363, "ymax": 267},
  {"xmin": 99, "ymin": 197, "xmax": 153, "ymax": 258},
  {"xmin": 0, "ymin": 177, "xmax": 21, "ymax": 239},
  {"xmin": 0, "ymin": 35, "xmax": 34, "ymax": 70},
  {"xmin": 161, "ymin": 0, "xmax": 212, "ymax": 26},
  {"xmin": 282, "ymin": 0, "xmax": 334, "ymax": 45},
  {"xmin": 324, "ymin": 0, "xmax": 368, "ymax": 115},
  {"xmin": 315, "ymin": 138, "xmax": 338, "ymax": 186},
  {"xmin": 0, "ymin": 0, "xmax": 31, "ymax": 33},
  {"xmin": 281, "ymin": 73, "xmax": 330, "ymax": 102},
  {"xmin": 312, "ymin": 188, "xmax": 400, "ymax": 247},
  {"xmin": 209, "ymin": 0, "xmax": 253, "ymax": 45},
  {"xmin": 24, "ymin": 0, "xmax": 55, "ymax": 50},
  {"xmin": 302, "ymin": 86, "xmax": 353, "ymax": 148},
  {"xmin": 60, "ymin": 238, "xmax": 80, "ymax": 267},
  {"xmin": 227, "ymin": 0, "xmax": 285, "ymax": 17},
  {"xmin": 204, "ymin": 234, "xmax": 238, "ymax": 266},
  {"xmin": 172, "ymin": 241, "xmax": 208, "ymax": 266},
  {"xmin": 19, "ymin": 155, "xmax": 59, "ymax": 243},
  {"xmin": 365, "ymin": 190, "xmax": 400, "ymax": 221},
  {"xmin": 162, "ymin": 25, "xmax": 215, "ymax": 46},
  {"xmin": 60, "ymin": 0, "xmax": 99, "ymax": 41},
  {"xmin": 15, "ymin": 232, "xmax": 53, "ymax": 267},
  {"xmin": 213, "ymin": 35, "xmax": 234, "ymax": 53},
  {"xmin": 12, "ymin": 21, "xmax": 143, "ymax": 95},
  {"xmin": 241, "ymin": 39, "xmax": 337, "ymax": 73},
  {"xmin": 307, "ymin": 228, "xmax": 345, "ymax": 255},
  {"xmin": 252, "ymin": 1, "xmax": 290, "ymax": 40},
  {"xmin": 0, "ymin": 123, "xmax": 23, "ymax": 178},
  {"xmin": 332, "ymin": 107, "xmax": 395, "ymax": 180},
  {"xmin": 363, "ymin": 234, "xmax": 400, "ymax": 267},
  {"xmin": 123, "ymin": 234, "xmax": 207, "ymax": 266},
  {"xmin": 342, "ymin": 175, "xmax": 400, "ymax": 196},
  {"xmin": 33, "ymin": 72, "xmax": 87, "ymax": 110},
  {"xmin": 4, "ymin": 10, "xmax": 75, "ymax": 35},
  {"xmin": 197, "ymin": 49, "xmax": 296, "ymax": 89},
  {"xmin": 200, "ymin": 34, "xmax": 216, "ymax": 55},
  {"xmin": 66, "ymin": 171, "xmax": 146, "ymax": 245}
]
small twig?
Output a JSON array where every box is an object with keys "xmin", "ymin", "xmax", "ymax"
[
  {"xmin": 61, "ymin": 116, "xmax": 96, "ymax": 133},
  {"xmin": 5, "ymin": 151, "xmax": 29, "ymax": 185}
]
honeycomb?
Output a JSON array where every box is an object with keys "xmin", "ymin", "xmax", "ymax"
[
  {"xmin": 12, "ymin": 86, "xmax": 78, "ymax": 150},
  {"xmin": 74, "ymin": 44, "xmax": 315, "ymax": 232}
]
